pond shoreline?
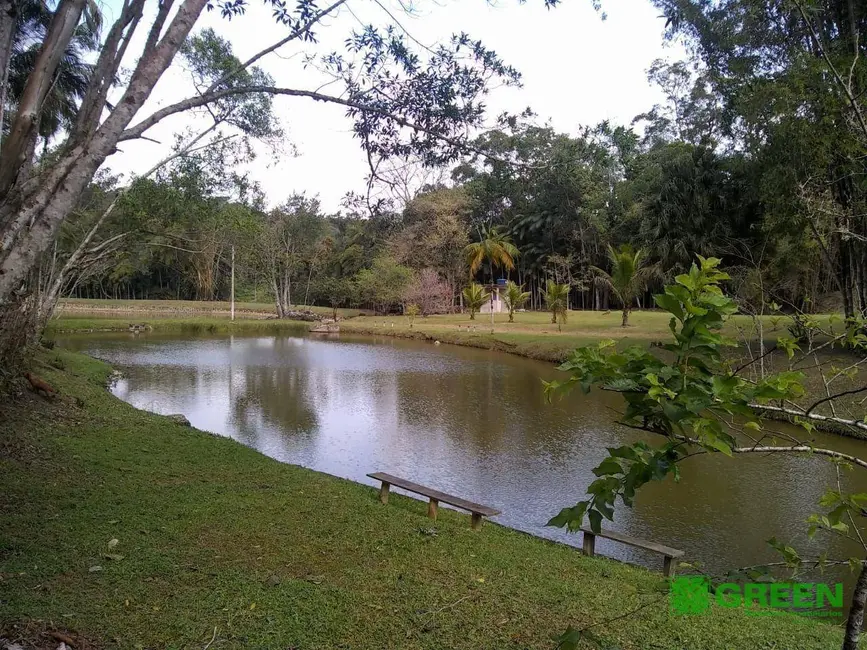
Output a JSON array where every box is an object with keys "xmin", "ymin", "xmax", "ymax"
[
  {"xmin": 0, "ymin": 347, "xmax": 847, "ymax": 649},
  {"xmin": 47, "ymin": 307, "xmax": 867, "ymax": 440}
]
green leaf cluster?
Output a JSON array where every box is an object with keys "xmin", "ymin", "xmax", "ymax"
[{"xmin": 546, "ymin": 256, "xmax": 807, "ymax": 534}]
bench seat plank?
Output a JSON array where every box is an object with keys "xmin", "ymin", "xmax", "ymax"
[
  {"xmin": 367, "ymin": 472, "xmax": 500, "ymax": 517},
  {"xmin": 580, "ymin": 526, "xmax": 683, "ymax": 558}
]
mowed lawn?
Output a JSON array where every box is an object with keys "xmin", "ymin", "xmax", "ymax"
[
  {"xmin": 339, "ymin": 309, "xmax": 839, "ymax": 363},
  {"xmin": 0, "ymin": 349, "xmax": 850, "ymax": 649},
  {"xmin": 52, "ymin": 298, "xmax": 834, "ymax": 363}
]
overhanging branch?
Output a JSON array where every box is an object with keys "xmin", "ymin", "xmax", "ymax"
[{"xmin": 119, "ymin": 85, "xmax": 522, "ymax": 167}]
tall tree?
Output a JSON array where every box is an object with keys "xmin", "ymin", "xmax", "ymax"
[
  {"xmin": 0, "ymin": 0, "xmax": 558, "ymax": 374},
  {"xmin": 652, "ymin": 0, "xmax": 867, "ymax": 319},
  {"xmin": 465, "ymin": 225, "xmax": 519, "ymax": 327},
  {"xmin": 591, "ymin": 244, "xmax": 653, "ymax": 327}
]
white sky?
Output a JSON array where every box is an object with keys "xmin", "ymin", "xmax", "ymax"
[{"xmin": 103, "ymin": 0, "xmax": 682, "ymax": 212}]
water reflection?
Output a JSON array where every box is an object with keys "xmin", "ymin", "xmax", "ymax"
[{"xmin": 62, "ymin": 332, "xmax": 865, "ymax": 583}]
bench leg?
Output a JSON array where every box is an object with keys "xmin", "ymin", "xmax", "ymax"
[
  {"xmin": 428, "ymin": 498, "xmax": 438, "ymax": 520},
  {"xmin": 663, "ymin": 555, "xmax": 675, "ymax": 578},
  {"xmin": 379, "ymin": 482, "xmax": 390, "ymax": 505},
  {"xmin": 582, "ymin": 531, "xmax": 596, "ymax": 557},
  {"xmin": 471, "ymin": 513, "xmax": 483, "ymax": 530}
]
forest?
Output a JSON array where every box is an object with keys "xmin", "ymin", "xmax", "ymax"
[{"xmin": 29, "ymin": 13, "xmax": 867, "ymax": 326}]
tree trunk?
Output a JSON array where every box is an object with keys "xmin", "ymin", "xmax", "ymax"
[
  {"xmin": 0, "ymin": 0, "xmax": 87, "ymax": 196},
  {"xmin": 0, "ymin": 0, "xmax": 17, "ymax": 150},
  {"xmin": 844, "ymin": 561, "xmax": 867, "ymax": 650},
  {"xmin": 0, "ymin": 0, "xmax": 210, "ymax": 305},
  {"xmin": 271, "ymin": 274, "xmax": 283, "ymax": 318},
  {"xmin": 621, "ymin": 308, "xmax": 630, "ymax": 327}
]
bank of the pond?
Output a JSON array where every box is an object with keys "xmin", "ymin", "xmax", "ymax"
[
  {"xmin": 46, "ymin": 315, "xmax": 314, "ymax": 335},
  {"xmin": 0, "ymin": 349, "xmax": 850, "ymax": 649}
]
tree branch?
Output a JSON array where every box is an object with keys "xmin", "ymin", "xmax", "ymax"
[
  {"xmin": 793, "ymin": 0, "xmax": 867, "ymax": 143},
  {"xmin": 208, "ymin": 0, "xmax": 349, "ymax": 93},
  {"xmin": 750, "ymin": 403, "xmax": 867, "ymax": 434},
  {"xmin": 805, "ymin": 385, "xmax": 867, "ymax": 416},
  {"xmin": 119, "ymin": 85, "xmax": 514, "ymax": 166}
]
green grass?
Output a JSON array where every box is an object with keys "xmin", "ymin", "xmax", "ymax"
[
  {"xmin": 58, "ymin": 297, "xmax": 363, "ymax": 318},
  {"xmin": 339, "ymin": 310, "xmax": 830, "ymax": 363},
  {"xmin": 53, "ymin": 299, "xmax": 840, "ymax": 364},
  {"xmin": 0, "ymin": 349, "xmax": 850, "ymax": 649}
]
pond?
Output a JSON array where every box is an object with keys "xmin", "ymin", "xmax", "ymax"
[{"xmin": 59, "ymin": 331, "xmax": 863, "ymax": 581}]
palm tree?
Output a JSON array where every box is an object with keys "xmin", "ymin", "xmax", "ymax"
[
  {"xmin": 502, "ymin": 280, "xmax": 530, "ymax": 323},
  {"xmin": 591, "ymin": 244, "xmax": 654, "ymax": 327},
  {"xmin": 465, "ymin": 226, "xmax": 519, "ymax": 327},
  {"xmin": 462, "ymin": 283, "xmax": 488, "ymax": 320},
  {"xmin": 3, "ymin": 1, "xmax": 99, "ymax": 148},
  {"xmin": 542, "ymin": 280, "xmax": 569, "ymax": 331}
]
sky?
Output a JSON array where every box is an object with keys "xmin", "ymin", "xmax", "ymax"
[{"xmin": 103, "ymin": 0, "xmax": 683, "ymax": 212}]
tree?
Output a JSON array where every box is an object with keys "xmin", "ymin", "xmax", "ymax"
[
  {"xmin": 253, "ymin": 195, "xmax": 327, "ymax": 317},
  {"xmin": 465, "ymin": 225, "xmax": 519, "ymax": 327},
  {"xmin": 404, "ymin": 303, "xmax": 419, "ymax": 327},
  {"xmin": 502, "ymin": 280, "xmax": 529, "ymax": 323},
  {"xmin": 545, "ymin": 256, "xmax": 867, "ymax": 650},
  {"xmin": 651, "ymin": 0, "xmax": 867, "ymax": 320},
  {"xmin": 354, "ymin": 255, "xmax": 413, "ymax": 314},
  {"xmin": 542, "ymin": 279, "xmax": 569, "ymax": 330},
  {"xmin": 465, "ymin": 226, "xmax": 519, "ymax": 282},
  {"xmin": 461, "ymin": 282, "xmax": 488, "ymax": 320},
  {"xmin": 3, "ymin": 0, "xmax": 100, "ymax": 148},
  {"xmin": 0, "ymin": 0, "xmax": 556, "ymax": 373},
  {"xmin": 314, "ymin": 275, "xmax": 352, "ymax": 320},
  {"xmin": 456, "ymin": 118, "xmax": 625, "ymax": 311},
  {"xmin": 390, "ymin": 186, "xmax": 470, "ymax": 304},
  {"xmin": 591, "ymin": 244, "xmax": 654, "ymax": 327},
  {"xmin": 402, "ymin": 268, "xmax": 452, "ymax": 316}
]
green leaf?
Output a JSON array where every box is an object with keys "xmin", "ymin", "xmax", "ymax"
[{"xmin": 587, "ymin": 509, "xmax": 603, "ymax": 534}]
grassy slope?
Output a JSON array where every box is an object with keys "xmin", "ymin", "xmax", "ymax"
[{"xmin": 0, "ymin": 349, "xmax": 847, "ymax": 649}]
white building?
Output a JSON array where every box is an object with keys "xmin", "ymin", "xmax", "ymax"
[{"xmin": 479, "ymin": 282, "xmax": 506, "ymax": 313}]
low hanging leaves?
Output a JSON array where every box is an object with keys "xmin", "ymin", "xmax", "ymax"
[{"xmin": 545, "ymin": 255, "xmax": 807, "ymax": 534}]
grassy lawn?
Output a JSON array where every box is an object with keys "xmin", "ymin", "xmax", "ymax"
[
  {"xmin": 57, "ymin": 298, "xmax": 363, "ymax": 319},
  {"xmin": 0, "ymin": 349, "xmax": 850, "ymax": 649},
  {"xmin": 46, "ymin": 315, "xmax": 316, "ymax": 336},
  {"xmin": 339, "ymin": 309, "xmax": 833, "ymax": 362},
  {"xmin": 52, "ymin": 299, "xmax": 819, "ymax": 362}
]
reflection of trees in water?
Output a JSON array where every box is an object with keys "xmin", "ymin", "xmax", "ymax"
[
  {"xmin": 122, "ymin": 364, "xmax": 204, "ymax": 413},
  {"xmin": 231, "ymin": 362, "xmax": 318, "ymax": 441},
  {"xmin": 391, "ymin": 358, "xmax": 615, "ymax": 457},
  {"xmin": 633, "ymin": 438, "xmax": 867, "ymax": 572}
]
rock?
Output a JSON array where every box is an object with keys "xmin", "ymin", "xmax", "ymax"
[
  {"xmin": 282, "ymin": 310, "xmax": 321, "ymax": 322},
  {"xmin": 166, "ymin": 414, "xmax": 191, "ymax": 426},
  {"xmin": 266, "ymin": 574, "xmax": 281, "ymax": 586},
  {"xmin": 309, "ymin": 323, "xmax": 340, "ymax": 333}
]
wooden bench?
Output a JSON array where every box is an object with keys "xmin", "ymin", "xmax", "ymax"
[
  {"xmin": 367, "ymin": 472, "xmax": 500, "ymax": 530},
  {"xmin": 581, "ymin": 526, "xmax": 684, "ymax": 577}
]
